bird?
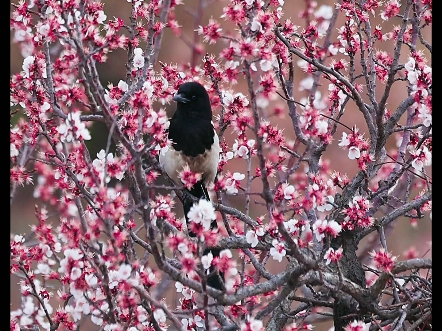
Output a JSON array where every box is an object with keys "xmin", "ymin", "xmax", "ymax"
[{"xmin": 159, "ymin": 81, "xmax": 224, "ymax": 291}]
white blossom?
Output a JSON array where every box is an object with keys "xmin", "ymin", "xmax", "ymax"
[
  {"xmin": 145, "ymin": 110, "xmax": 158, "ymax": 128},
  {"xmin": 65, "ymin": 302, "xmax": 82, "ymax": 321},
  {"xmin": 297, "ymin": 59, "xmax": 309, "ymax": 71},
  {"xmin": 324, "ymin": 247, "xmax": 343, "ymax": 265},
  {"xmin": 283, "ymin": 184, "xmax": 295, "ymax": 199},
  {"xmin": 250, "ymin": 17, "xmax": 263, "ymax": 33},
  {"xmin": 246, "ymin": 230, "xmax": 259, "ymax": 248},
  {"xmin": 411, "ymin": 158, "xmax": 424, "ymax": 172},
  {"xmin": 153, "ymin": 309, "xmax": 166, "ymax": 324},
  {"xmin": 270, "ymin": 239, "xmax": 286, "ymax": 262},
  {"xmin": 232, "ymin": 139, "xmax": 255, "ymax": 159},
  {"xmin": 225, "ymin": 172, "xmax": 245, "ymax": 195},
  {"xmin": 407, "ymin": 71, "xmax": 417, "ymax": 85},
  {"xmin": 54, "ymin": 242, "xmax": 62, "ymax": 252},
  {"xmin": 143, "ymin": 80, "xmax": 154, "ymax": 98},
  {"xmin": 57, "ymin": 112, "xmax": 91, "ymax": 142},
  {"xmin": 328, "ymin": 44, "xmax": 339, "ymax": 55},
  {"xmin": 70, "ymin": 267, "xmax": 82, "ymax": 280},
  {"xmin": 177, "ymin": 242, "xmax": 188, "ymax": 254},
  {"xmin": 317, "ymin": 195, "xmax": 334, "ymax": 212},
  {"xmin": 136, "ymin": 306, "xmax": 148, "ymax": 323},
  {"xmin": 250, "ymin": 319, "xmax": 264, "ymax": 331},
  {"xmin": 96, "ymin": 10, "xmax": 107, "ymax": 24},
  {"xmin": 38, "ymin": 23, "xmax": 50, "ymax": 36},
  {"xmin": 133, "ymin": 48, "xmax": 145, "ymax": 69},
  {"xmin": 187, "ymin": 199, "xmax": 216, "ymax": 231},
  {"xmin": 20, "ymin": 313, "xmax": 33, "ymax": 326},
  {"xmin": 11, "ymin": 143, "xmax": 19, "ymax": 157},
  {"xmin": 91, "ymin": 309, "xmax": 104, "ymax": 325},
  {"xmin": 241, "ymin": 318, "xmax": 264, "ymax": 331},
  {"xmin": 175, "ymin": 282, "xmax": 194, "ymax": 299},
  {"xmin": 348, "ymin": 146, "xmax": 361, "ymax": 160},
  {"xmin": 314, "ymin": 5, "xmax": 333, "ymax": 19},
  {"xmin": 312, "ymin": 221, "xmax": 324, "ymax": 241},
  {"xmin": 117, "ymin": 263, "xmax": 132, "ymax": 280},
  {"xmin": 284, "ymin": 218, "xmax": 303, "ymax": 233},
  {"xmin": 410, "ymin": 146, "xmax": 431, "ymax": 172},
  {"xmin": 338, "ymin": 89, "xmax": 347, "ymax": 105},
  {"xmin": 220, "ymin": 249, "xmax": 233, "ymax": 258},
  {"xmin": 22, "ymin": 297, "xmax": 35, "ymax": 315},
  {"xmin": 225, "ymin": 60, "xmax": 240, "ymax": 70},
  {"xmin": 194, "ymin": 315, "xmax": 204, "ymax": 327},
  {"xmin": 118, "ymin": 80, "xmax": 128, "ymax": 92},
  {"xmin": 36, "ymin": 314, "xmax": 50, "ymax": 330},
  {"xmin": 259, "ymin": 59, "xmax": 273, "ymax": 72},
  {"xmin": 404, "ymin": 57, "xmax": 415, "ymax": 71},
  {"xmin": 64, "ymin": 248, "xmax": 84, "ymax": 260},
  {"xmin": 201, "ymin": 252, "xmax": 213, "ymax": 269},
  {"xmin": 85, "ymin": 273, "xmax": 98, "ymax": 287},
  {"xmin": 222, "ymin": 92, "xmax": 234, "ymax": 106},
  {"xmin": 22, "ymin": 56, "xmax": 35, "ymax": 78},
  {"xmin": 14, "ymin": 27, "xmax": 32, "ymax": 42},
  {"xmin": 299, "ymin": 76, "xmax": 314, "ymax": 91},
  {"xmin": 315, "ymin": 119, "xmax": 328, "ymax": 135},
  {"xmin": 256, "ymin": 95, "xmax": 269, "ymax": 108},
  {"xmin": 338, "ymin": 132, "xmax": 350, "ymax": 147},
  {"xmin": 69, "ymin": 282, "xmax": 84, "ymax": 299},
  {"xmin": 418, "ymin": 104, "xmax": 431, "ymax": 127}
]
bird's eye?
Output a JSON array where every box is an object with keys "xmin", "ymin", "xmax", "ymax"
[{"xmin": 192, "ymin": 95, "xmax": 197, "ymax": 100}]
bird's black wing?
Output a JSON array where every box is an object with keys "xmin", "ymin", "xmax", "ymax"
[{"xmin": 168, "ymin": 116, "xmax": 215, "ymax": 157}]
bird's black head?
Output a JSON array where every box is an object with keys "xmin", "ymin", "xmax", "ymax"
[{"xmin": 173, "ymin": 81, "xmax": 212, "ymax": 120}]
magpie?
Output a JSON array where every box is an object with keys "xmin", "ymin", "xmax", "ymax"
[{"xmin": 159, "ymin": 81, "xmax": 224, "ymax": 291}]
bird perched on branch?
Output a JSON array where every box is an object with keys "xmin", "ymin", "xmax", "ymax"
[{"xmin": 159, "ymin": 81, "xmax": 223, "ymax": 291}]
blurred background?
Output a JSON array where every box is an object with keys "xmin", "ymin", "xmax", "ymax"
[{"xmin": 11, "ymin": 0, "xmax": 431, "ymax": 330}]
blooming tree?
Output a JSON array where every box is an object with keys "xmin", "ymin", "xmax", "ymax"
[{"xmin": 10, "ymin": 0, "xmax": 432, "ymax": 331}]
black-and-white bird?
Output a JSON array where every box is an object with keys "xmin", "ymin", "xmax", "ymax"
[{"xmin": 159, "ymin": 81, "xmax": 223, "ymax": 290}]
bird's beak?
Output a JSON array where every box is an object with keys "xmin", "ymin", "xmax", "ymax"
[{"xmin": 173, "ymin": 93, "xmax": 190, "ymax": 104}]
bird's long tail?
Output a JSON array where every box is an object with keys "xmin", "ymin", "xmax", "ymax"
[{"xmin": 183, "ymin": 180, "xmax": 224, "ymax": 291}]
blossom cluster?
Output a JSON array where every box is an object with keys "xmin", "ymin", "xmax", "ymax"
[{"xmin": 10, "ymin": 0, "xmax": 432, "ymax": 330}]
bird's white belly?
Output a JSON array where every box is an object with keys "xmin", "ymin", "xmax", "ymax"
[{"xmin": 159, "ymin": 134, "xmax": 220, "ymax": 186}]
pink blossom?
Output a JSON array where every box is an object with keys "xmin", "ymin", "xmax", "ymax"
[
  {"xmin": 178, "ymin": 164, "xmax": 202, "ymax": 190},
  {"xmin": 370, "ymin": 249, "xmax": 397, "ymax": 272},
  {"xmin": 324, "ymin": 247, "xmax": 343, "ymax": 265},
  {"xmin": 313, "ymin": 219, "xmax": 342, "ymax": 242},
  {"xmin": 223, "ymin": 172, "xmax": 245, "ymax": 195},
  {"xmin": 196, "ymin": 18, "xmax": 222, "ymax": 44},
  {"xmin": 344, "ymin": 320, "xmax": 369, "ymax": 331}
]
